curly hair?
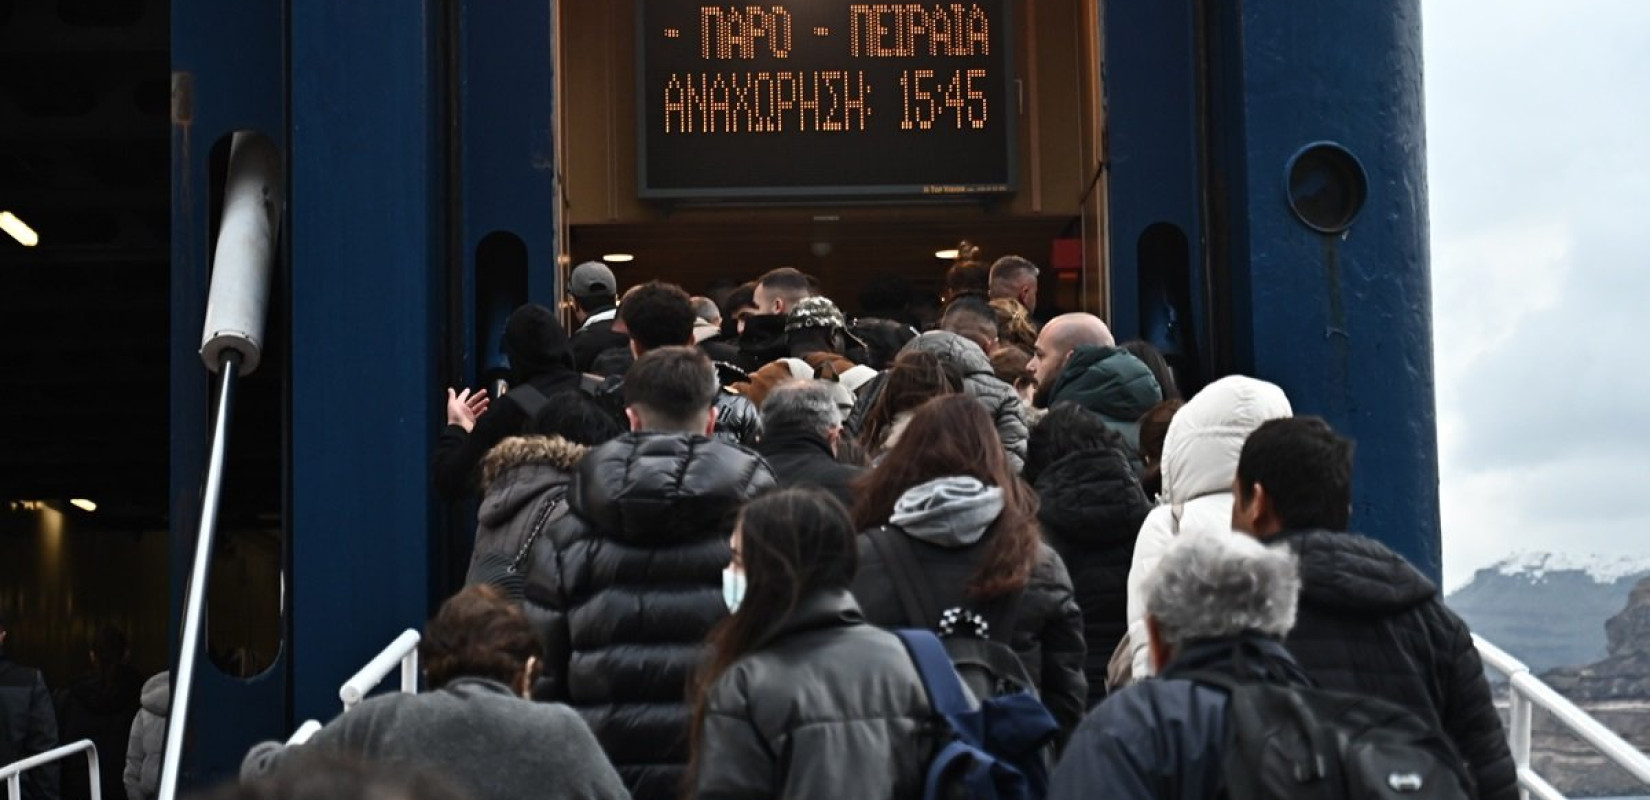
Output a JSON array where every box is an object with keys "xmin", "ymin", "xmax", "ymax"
[
  {"xmin": 989, "ymin": 298, "xmax": 1038, "ymax": 352},
  {"xmin": 419, "ymin": 584, "xmax": 541, "ymax": 689}
]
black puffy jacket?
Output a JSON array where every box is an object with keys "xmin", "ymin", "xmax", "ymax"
[
  {"xmin": 533, "ymin": 433, "xmax": 776, "ymax": 800},
  {"xmin": 588, "ymin": 376, "xmax": 763, "ymax": 448},
  {"xmin": 1034, "ymin": 449, "xmax": 1152, "ymax": 706},
  {"xmin": 693, "ymin": 589, "xmax": 936, "ymax": 799},
  {"xmin": 850, "ymin": 532, "xmax": 1088, "ymax": 740},
  {"xmin": 1275, "ymin": 530, "xmax": 1518, "ymax": 800}
]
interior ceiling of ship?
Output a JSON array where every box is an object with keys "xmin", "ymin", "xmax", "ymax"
[{"xmin": 0, "ymin": 0, "xmax": 170, "ymax": 526}]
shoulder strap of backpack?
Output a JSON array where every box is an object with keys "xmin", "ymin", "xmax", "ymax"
[
  {"xmin": 508, "ymin": 384, "xmax": 549, "ymax": 422},
  {"xmin": 867, "ymin": 526, "xmax": 942, "ymax": 628},
  {"xmin": 894, "ymin": 629, "xmax": 973, "ymax": 719}
]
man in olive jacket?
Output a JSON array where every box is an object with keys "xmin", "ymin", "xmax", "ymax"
[
  {"xmin": 540, "ymin": 346, "xmax": 777, "ymax": 800},
  {"xmin": 1232, "ymin": 417, "xmax": 1517, "ymax": 800},
  {"xmin": 1028, "ymin": 313, "xmax": 1162, "ymax": 472}
]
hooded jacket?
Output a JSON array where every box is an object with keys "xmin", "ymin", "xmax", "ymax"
[
  {"xmin": 1048, "ymin": 637, "xmax": 1311, "ymax": 800},
  {"xmin": 1125, "ymin": 376, "xmax": 1292, "ymax": 679},
  {"xmin": 1276, "ymin": 530, "xmax": 1518, "ymax": 800},
  {"xmin": 535, "ymin": 432, "xmax": 777, "ymax": 800},
  {"xmin": 434, "ymin": 306, "xmax": 584, "ymax": 499},
  {"xmin": 1047, "ymin": 346, "xmax": 1162, "ymax": 459},
  {"xmin": 56, "ymin": 665, "xmax": 143, "ymax": 800},
  {"xmin": 849, "ymin": 477, "xmax": 1088, "ymax": 736},
  {"xmin": 692, "ymin": 589, "xmax": 937, "ymax": 800},
  {"xmin": 1035, "ymin": 448, "xmax": 1153, "ymax": 706},
  {"xmin": 123, "ymin": 672, "xmax": 169, "ymax": 800},
  {"xmin": 241, "ymin": 678, "xmax": 627, "ymax": 800},
  {"xmin": 469, "ymin": 435, "xmax": 591, "ymax": 694},
  {"xmin": 847, "ymin": 332, "xmax": 1030, "ymax": 472}
]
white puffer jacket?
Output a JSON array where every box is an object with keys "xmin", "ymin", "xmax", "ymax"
[{"xmin": 1124, "ymin": 376, "xmax": 1292, "ymax": 678}]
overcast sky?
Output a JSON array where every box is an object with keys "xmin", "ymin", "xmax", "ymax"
[{"xmin": 1425, "ymin": 0, "xmax": 1650, "ymax": 589}]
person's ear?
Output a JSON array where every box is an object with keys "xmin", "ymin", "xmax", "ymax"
[
  {"xmin": 625, "ymin": 407, "xmax": 643, "ymax": 432},
  {"xmin": 826, "ymin": 425, "xmax": 842, "ymax": 454},
  {"xmin": 1146, "ymin": 616, "xmax": 1172, "ymax": 673},
  {"xmin": 704, "ymin": 406, "xmax": 720, "ymax": 437},
  {"xmin": 629, "ymin": 339, "xmax": 643, "ymax": 359}
]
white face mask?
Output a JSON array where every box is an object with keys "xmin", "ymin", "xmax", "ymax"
[{"xmin": 722, "ymin": 567, "xmax": 747, "ymax": 612}]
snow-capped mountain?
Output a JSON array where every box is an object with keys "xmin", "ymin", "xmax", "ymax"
[{"xmin": 1447, "ymin": 552, "xmax": 1650, "ymax": 673}]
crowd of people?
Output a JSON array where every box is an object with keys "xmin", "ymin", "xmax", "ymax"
[
  {"xmin": 0, "ymin": 620, "xmax": 172, "ymax": 800},
  {"xmin": 3, "ymin": 252, "xmax": 1517, "ymax": 800}
]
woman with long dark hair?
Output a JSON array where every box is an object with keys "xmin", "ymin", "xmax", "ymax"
[
  {"xmin": 850, "ymin": 395, "xmax": 1088, "ymax": 737},
  {"xmin": 854, "ymin": 349, "xmax": 960, "ymax": 460},
  {"xmin": 687, "ymin": 489, "xmax": 934, "ymax": 799}
]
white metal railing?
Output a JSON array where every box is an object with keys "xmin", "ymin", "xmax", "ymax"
[
  {"xmin": 285, "ymin": 719, "xmax": 323, "ymax": 746},
  {"xmin": 338, "ymin": 629, "xmax": 421, "ymax": 710},
  {"xmin": 1474, "ymin": 634, "xmax": 1650, "ymax": 800},
  {"xmin": 2, "ymin": 740, "xmax": 101, "ymax": 800}
]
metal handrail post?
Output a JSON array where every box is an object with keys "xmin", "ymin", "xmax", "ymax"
[
  {"xmin": 401, "ymin": 648, "xmax": 419, "ymax": 695},
  {"xmin": 1510, "ymin": 692, "xmax": 1533, "ymax": 800},
  {"xmin": 339, "ymin": 629, "xmax": 422, "ymax": 710},
  {"xmin": 2, "ymin": 740, "xmax": 101, "ymax": 800},
  {"xmin": 156, "ymin": 350, "xmax": 241, "ymax": 800}
]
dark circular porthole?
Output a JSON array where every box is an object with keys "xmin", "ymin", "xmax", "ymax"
[{"xmin": 1285, "ymin": 142, "xmax": 1368, "ymax": 233}]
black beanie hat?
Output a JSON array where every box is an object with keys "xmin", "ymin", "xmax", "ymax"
[{"xmin": 503, "ymin": 303, "xmax": 573, "ymax": 382}]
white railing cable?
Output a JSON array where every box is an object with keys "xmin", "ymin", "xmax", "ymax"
[
  {"xmin": 1474, "ymin": 634, "xmax": 1650, "ymax": 800},
  {"xmin": 2, "ymin": 740, "xmax": 101, "ymax": 800},
  {"xmin": 338, "ymin": 629, "xmax": 421, "ymax": 710}
]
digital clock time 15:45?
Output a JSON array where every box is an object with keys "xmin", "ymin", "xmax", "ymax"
[{"xmin": 898, "ymin": 68, "xmax": 988, "ymax": 131}]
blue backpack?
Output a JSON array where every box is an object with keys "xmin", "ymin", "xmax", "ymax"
[{"xmin": 896, "ymin": 629, "xmax": 1059, "ymax": 800}]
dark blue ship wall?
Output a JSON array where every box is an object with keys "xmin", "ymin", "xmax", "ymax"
[
  {"xmin": 172, "ymin": 0, "xmax": 562, "ymax": 783},
  {"xmin": 286, "ymin": 0, "xmax": 446, "ymax": 733},
  {"xmin": 1106, "ymin": 0, "xmax": 1441, "ymax": 578}
]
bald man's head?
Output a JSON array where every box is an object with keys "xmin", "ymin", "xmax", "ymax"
[{"xmin": 1028, "ymin": 313, "xmax": 1115, "ymax": 400}]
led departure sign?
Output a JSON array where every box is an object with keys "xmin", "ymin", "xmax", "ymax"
[{"xmin": 639, "ymin": 1, "xmax": 1014, "ymax": 199}]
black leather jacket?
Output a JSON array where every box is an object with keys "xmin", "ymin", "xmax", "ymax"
[
  {"xmin": 692, "ymin": 589, "xmax": 937, "ymax": 800},
  {"xmin": 588, "ymin": 376, "xmax": 763, "ymax": 447},
  {"xmin": 527, "ymin": 432, "xmax": 776, "ymax": 800}
]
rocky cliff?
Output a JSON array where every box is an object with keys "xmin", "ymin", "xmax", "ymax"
[
  {"xmin": 1527, "ymin": 576, "xmax": 1650, "ymax": 797},
  {"xmin": 1449, "ymin": 552, "xmax": 1650, "ymax": 672}
]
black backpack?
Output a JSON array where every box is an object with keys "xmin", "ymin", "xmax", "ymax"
[
  {"xmin": 1181, "ymin": 669, "xmax": 1474, "ymax": 800},
  {"xmin": 865, "ymin": 526, "xmax": 1043, "ymax": 703}
]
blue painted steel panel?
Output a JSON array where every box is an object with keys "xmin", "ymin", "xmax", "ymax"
[
  {"xmin": 1212, "ymin": 1, "xmax": 1439, "ymax": 577},
  {"xmin": 1101, "ymin": 0, "xmax": 1204, "ymax": 349},
  {"xmin": 461, "ymin": 0, "xmax": 559, "ymax": 314},
  {"xmin": 170, "ymin": 0, "xmax": 289, "ymax": 785},
  {"xmin": 287, "ymin": 0, "xmax": 443, "ymax": 724}
]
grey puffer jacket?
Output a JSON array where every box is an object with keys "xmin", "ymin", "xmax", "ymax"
[
  {"xmin": 242, "ymin": 678, "xmax": 627, "ymax": 800},
  {"xmin": 123, "ymin": 672, "xmax": 168, "ymax": 800},
  {"xmin": 847, "ymin": 332, "xmax": 1030, "ymax": 471},
  {"xmin": 694, "ymin": 589, "xmax": 937, "ymax": 800},
  {"xmin": 469, "ymin": 435, "xmax": 591, "ymax": 699},
  {"xmin": 467, "ymin": 435, "xmax": 586, "ymax": 579}
]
